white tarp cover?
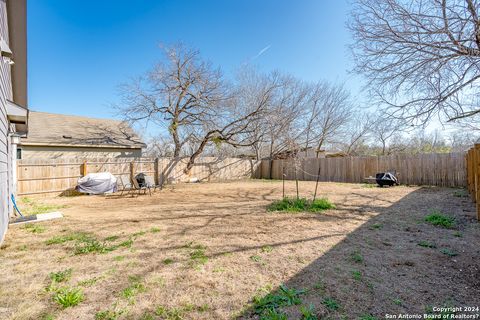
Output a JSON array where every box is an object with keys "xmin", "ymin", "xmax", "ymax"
[{"xmin": 76, "ymin": 172, "xmax": 117, "ymax": 194}]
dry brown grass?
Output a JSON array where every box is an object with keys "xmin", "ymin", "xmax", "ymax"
[{"xmin": 0, "ymin": 180, "xmax": 479, "ymax": 319}]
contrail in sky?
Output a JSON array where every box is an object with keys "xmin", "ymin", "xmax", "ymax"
[{"xmin": 252, "ymin": 45, "xmax": 271, "ymax": 60}]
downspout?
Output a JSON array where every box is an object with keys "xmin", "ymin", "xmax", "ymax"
[{"xmin": 7, "ymin": 130, "xmax": 21, "ymax": 217}]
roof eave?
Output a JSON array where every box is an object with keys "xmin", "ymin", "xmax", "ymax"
[
  {"xmin": 18, "ymin": 142, "xmax": 145, "ymax": 149},
  {"xmin": 7, "ymin": 0, "xmax": 27, "ymax": 109},
  {"xmin": 7, "ymin": 99, "xmax": 28, "ymax": 123}
]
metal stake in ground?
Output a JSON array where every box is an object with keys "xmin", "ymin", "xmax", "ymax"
[
  {"xmin": 294, "ymin": 161, "xmax": 299, "ymax": 200},
  {"xmin": 313, "ymin": 160, "xmax": 322, "ymax": 201}
]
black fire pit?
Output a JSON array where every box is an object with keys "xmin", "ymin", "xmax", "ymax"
[
  {"xmin": 375, "ymin": 172, "xmax": 399, "ymax": 187},
  {"xmin": 135, "ymin": 173, "xmax": 147, "ymax": 187}
]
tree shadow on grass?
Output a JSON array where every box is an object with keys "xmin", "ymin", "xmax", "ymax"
[{"xmin": 238, "ymin": 187, "xmax": 480, "ymax": 319}]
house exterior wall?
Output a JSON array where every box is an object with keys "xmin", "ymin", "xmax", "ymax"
[
  {"xmin": 0, "ymin": 0, "xmax": 14, "ymax": 243},
  {"xmin": 19, "ymin": 146, "xmax": 143, "ymax": 159}
]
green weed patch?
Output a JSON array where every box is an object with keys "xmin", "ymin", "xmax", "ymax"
[
  {"xmin": 267, "ymin": 197, "xmax": 335, "ymax": 213},
  {"xmin": 53, "ymin": 287, "xmax": 84, "ymax": 308},
  {"xmin": 425, "ymin": 210, "xmax": 455, "ymax": 228},
  {"xmin": 252, "ymin": 285, "xmax": 305, "ymax": 316}
]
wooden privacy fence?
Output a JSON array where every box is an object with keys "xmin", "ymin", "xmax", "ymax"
[
  {"xmin": 17, "ymin": 157, "xmax": 260, "ymax": 195},
  {"xmin": 16, "ymin": 153, "xmax": 469, "ymax": 196},
  {"xmin": 258, "ymin": 152, "xmax": 467, "ymax": 187},
  {"xmin": 466, "ymin": 145, "xmax": 480, "ymax": 220}
]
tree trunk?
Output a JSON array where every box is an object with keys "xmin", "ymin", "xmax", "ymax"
[
  {"xmin": 315, "ymin": 138, "xmax": 325, "ymax": 158},
  {"xmin": 172, "ymin": 127, "xmax": 181, "ymax": 158},
  {"xmin": 254, "ymin": 145, "xmax": 260, "ymax": 161},
  {"xmin": 183, "ymin": 136, "xmax": 210, "ymax": 174}
]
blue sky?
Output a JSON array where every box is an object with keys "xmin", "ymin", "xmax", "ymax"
[{"xmin": 28, "ymin": 0, "xmax": 360, "ymax": 120}]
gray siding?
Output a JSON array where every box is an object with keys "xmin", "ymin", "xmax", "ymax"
[{"xmin": 0, "ymin": 0, "xmax": 13, "ymax": 243}]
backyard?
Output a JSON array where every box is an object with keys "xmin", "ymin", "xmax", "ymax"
[{"xmin": 0, "ymin": 180, "xmax": 479, "ymax": 320}]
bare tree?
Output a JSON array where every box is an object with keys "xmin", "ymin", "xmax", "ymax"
[
  {"xmin": 350, "ymin": 0, "xmax": 480, "ymax": 125},
  {"xmin": 243, "ymin": 73, "xmax": 353, "ymax": 161},
  {"xmin": 370, "ymin": 116, "xmax": 407, "ymax": 155},
  {"xmin": 298, "ymin": 83, "xmax": 353, "ymax": 199},
  {"xmin": 265, "ymin": 77, "xmax": 310, "ymax": 160},
  {"xmin": 406, "ymin": 129, "xmax": 451, "ymax": 153},
  {"xmin": 117, "ymin": 44, "xmax": 228, "ymax": 158},
  {"xmin": 182, "ymin": 77, "xmax": 279, "ymax": 172},
  {"xmin": 117, "ymin": 44, "xmax": 278, "ymax": 173},
  {"xmin": 145, "ymin": 134, "xmax": 175, "ymax": 157},
  {"xmin": 301, "ymin": 82, "xmax": 352, "ymax": 157},
  {"xmin": 233, "ymin": 69, "xmax": 292, "ymax": 160},
  {"xmin": 447, "ymin": 130, "xmax": 480, "ymax": 151},
  {"xmin": 339, "ymin": 112, "xmax": 373, "ymax": 155}
]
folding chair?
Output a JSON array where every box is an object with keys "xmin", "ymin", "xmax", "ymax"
[
  {"xmin": 132, "ymin": 177, "xmax": 149, "ymax": 195},
  {"xmin": 118, "ymin": 175, "xmax": 134, "ymax": 196},
  {"xmin": 144, "ymin": 175, "xmax": 162, "ymax": 194}
]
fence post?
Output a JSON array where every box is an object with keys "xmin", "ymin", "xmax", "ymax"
[
  {"xmin": 470, "ymin": 149, "xmax": 475, "ymax": 199},
  {"xmin": 470, "ymin": 148, "xmax": 477, "ymax": 202},
  {"xmin": 467, "ymin": 149, "xmax": 473, "ymax": 198},
  {"xmin": 82, "ymin": 160, "xmax": 87, "ymax": 177},
  {"xmin": 269, "ymin": 159, "xmax": 273, "ymax": 179},
  {"xmin": 475, "ymin": 144, "xmax": 480, "ymax": 220},
  {"xmin": 154, "ymin": 158, "xmax": 159, "ymax": 185},
  {"xmin": 130, "ymin": 161, "xmax": 135, "ymax": 183}
]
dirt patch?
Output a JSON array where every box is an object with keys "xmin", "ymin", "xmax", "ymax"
[{"xmin": 0, "ymin": 180, "xmax": 478, "ymax": 319}]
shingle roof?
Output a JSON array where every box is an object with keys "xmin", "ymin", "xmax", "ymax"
[{"xmin": 20, "ymin": 111, "xmax": 146, "ymax": 149}]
